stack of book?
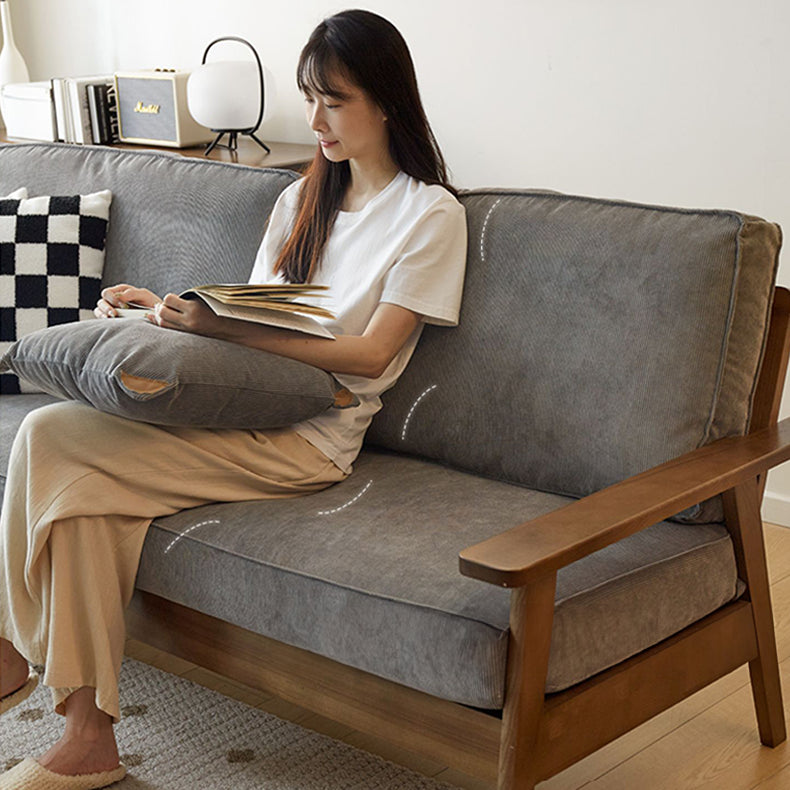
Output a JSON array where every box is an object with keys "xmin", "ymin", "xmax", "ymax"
[
  {"xmin": 50, "ymin": 75, "xmax": 120, "ymax": 144},
  {"xmin": 1, "ymin": 75, "xmax": 120, "ymax": 144}
]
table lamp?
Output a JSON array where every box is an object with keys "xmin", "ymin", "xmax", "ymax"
[{"xmin": 187, "ymin": 36, "xmax": 271, "ymax": 156}]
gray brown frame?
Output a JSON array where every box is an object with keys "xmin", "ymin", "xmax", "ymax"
[{"xmin": 127, "ymin": 286, "xmax": 790, "ymax": 789}]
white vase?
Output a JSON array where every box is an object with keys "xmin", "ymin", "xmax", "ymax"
[{"xmin": 0, "ymin": 0, "xmax": 30, "ymax": 129}]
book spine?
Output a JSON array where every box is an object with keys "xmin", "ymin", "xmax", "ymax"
[
  {"xmin": 105, "ymin": 83, "xmax": 119, "ymax": 144},
  {"xmin": 64, "ymin": 79, "xmax": 74, "ymax": 142},
  {"xmin": 51, "ymin": 78, "xmax": 62, "ymax": 141},
  {"xmin": 78, "ymin": 83, "xmax": 93, "ymax": 144},
  {"xmin": 97, "ymin": 84, "xmax": 112, "ymax": 145},
  {"xmin": 87, "ymin": 83, "xmax": 104, "ymax": 144},
  {"xmin": 51, "ymin": 78, "xmax": 66, "ymax": 142},
  {"xmin": 66, "ymin": 79, "xmax": 93, "ymax": 144},
  {"xmin": 66, "ymin": 79, "xmax": 83, "ymax": 143},
  {"xmin": 46, "ymin": 83, "xmax": 57, "ymax": 142}
]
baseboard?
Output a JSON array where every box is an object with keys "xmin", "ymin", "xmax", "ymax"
[{"xmin": 762, "ymin": 491, "xmax": 790, "ymax": 527}]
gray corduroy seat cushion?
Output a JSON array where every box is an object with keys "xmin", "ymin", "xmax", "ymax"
[
  {"xmin": 0, "ymin": 403, "xmax": 747, "ymax": 705},
  {"xmin": 132, "ymin": 449, "xmax": 739, "ymax": 707}
]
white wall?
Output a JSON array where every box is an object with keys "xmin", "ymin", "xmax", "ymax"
[{"xmin": 6, "ymin": 0, "xmax": 790, "ymax": 518}]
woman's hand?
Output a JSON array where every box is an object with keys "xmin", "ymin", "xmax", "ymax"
[
  {"xmin": 95, "ymin": 284, "xmax": 162, "ymax": 318},
  {"xmin": 148, "ymin": 293, "xmax": 230, "ymax": 338}
]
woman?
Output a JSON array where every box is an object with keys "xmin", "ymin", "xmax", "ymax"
[{"xmin": 0, "ymin": 9, "xmax": 466, "ymax": 788}]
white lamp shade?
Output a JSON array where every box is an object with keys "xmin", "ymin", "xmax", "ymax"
[{"xmin": 187, "ymin": 60, "xmax": 263, "ymax": 130}]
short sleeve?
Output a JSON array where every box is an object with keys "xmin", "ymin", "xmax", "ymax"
[
  {"xmin": 380, "ymin": 197, "xmax": 467, "ymax": 327},
  {"xmin": 247, "ymin": 180, "xmax": 302, "ymax": 284}
]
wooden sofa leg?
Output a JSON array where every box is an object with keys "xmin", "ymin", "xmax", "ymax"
[
  {"xmin": 723, "ymin": 478, "xmax": 787, "ymax": 747},
  {"xmin": 497, "ymin": 572, "xmax": 557, "ymax": 790}
]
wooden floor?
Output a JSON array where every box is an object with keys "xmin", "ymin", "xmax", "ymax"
[{"xmin": 125, "ymin": 521, "xmax": 790, "ymax": 790}]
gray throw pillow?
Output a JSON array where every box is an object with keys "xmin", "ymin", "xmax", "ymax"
[{"xmin": 0, "ymin": 319, "xmax": 358, "ymax": 428}]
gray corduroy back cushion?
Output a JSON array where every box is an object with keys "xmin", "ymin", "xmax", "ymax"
[
  {"xmin": 367, "ymin": 190, "xmax": 782, "ymax": 499},
  {"xmin": 0, "ymin": 143, "xmax": 298, "ymax": 292}
]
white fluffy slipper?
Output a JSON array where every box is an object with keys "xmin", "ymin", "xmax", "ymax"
[
  {"xmin": 0, "ymin": 758, "xmax": 126, "ymax": 789},
  {"xmin": 0, "ymin": 669, "xmax": 38, "ymax": 716}
]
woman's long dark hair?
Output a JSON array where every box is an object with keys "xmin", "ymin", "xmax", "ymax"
[{"xmin": 274, "ymin": 9, "xmax": 455, "ymax": 283}]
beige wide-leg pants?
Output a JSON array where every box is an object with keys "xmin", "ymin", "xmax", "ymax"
[{"xmin": 0, "ymin": 401, "xmax": 348, "ymax": 723}]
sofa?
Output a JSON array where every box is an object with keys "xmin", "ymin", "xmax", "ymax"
[{"xmin": 1, "ymin": 141, "xmax": 789, "ymax": 789}]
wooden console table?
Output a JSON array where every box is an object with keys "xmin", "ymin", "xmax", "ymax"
[{"xmin": 0, "ymin": 133, "xmax": 316, "ymax": 171}]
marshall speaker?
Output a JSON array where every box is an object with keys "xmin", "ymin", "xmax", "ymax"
[{"xmin": 114, "ymin": 69, "xmax": 214, "ymax": 148}]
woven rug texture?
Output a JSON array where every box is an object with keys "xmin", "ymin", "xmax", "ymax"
[{"xmin": 0, "ymin": 657, "xmax": 457, "ymax": 789}]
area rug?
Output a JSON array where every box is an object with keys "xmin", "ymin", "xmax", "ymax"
[{"xmin": 0, "ymin": 658, "xmax": 457, "ymax": 789}]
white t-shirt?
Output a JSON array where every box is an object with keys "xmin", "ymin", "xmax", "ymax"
[{"xmin": 247, "ymin": 171, "xmax": 467, "ymax": 473}]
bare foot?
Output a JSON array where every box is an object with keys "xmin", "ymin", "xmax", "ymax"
[
  {"xmin": 37, "ymin": 687, "xmax": 121, "ymax": 776},
  {"xmin": 38, "ymin": 731, "xmax": 121, "ymax": 776},
  {"xmin": 0, "ymin": 638, "xmax": 30, "ymax": 698}
]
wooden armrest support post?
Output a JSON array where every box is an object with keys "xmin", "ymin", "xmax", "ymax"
[
  {"xmin": 460, "ymin": 417, "xmax": 790, "ymax": 588},
  {"xmin": 723, "ymin": 479, "xmax": 786, "ymax": 745}
]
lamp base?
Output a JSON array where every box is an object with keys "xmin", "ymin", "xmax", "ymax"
[{"xmin": 204, "ymin": 130, "xmax": 271, "ymax": 156}]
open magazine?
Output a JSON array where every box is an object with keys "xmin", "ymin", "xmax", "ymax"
[{"xmin": 116, "ymin": 283, "xmax": 336, "ymax": 340}]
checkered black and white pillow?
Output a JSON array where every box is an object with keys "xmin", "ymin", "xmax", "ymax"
[{"xmin": 0, "ymin": 189, "xmax": 112, "ymax": 393}]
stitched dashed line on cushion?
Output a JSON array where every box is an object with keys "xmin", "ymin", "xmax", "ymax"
[
  {"xmin": 164, "ymin": 520, "xmax": 222, "ymax": 553},
  {"xmin": 317, "ymin": 480, "xmax": 372, "ymax": 515},
  {"xmin": 401, "ymin": 384, "xmax": 438, "ymax": 441},
  {"xmin": 480, "ymin": 198, "xmax": 502, "ymax": 263}
]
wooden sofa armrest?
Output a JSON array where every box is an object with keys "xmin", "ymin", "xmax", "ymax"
[{"xmin": 459, "ymin": 417, "xmax": 790, "ymax": 588}]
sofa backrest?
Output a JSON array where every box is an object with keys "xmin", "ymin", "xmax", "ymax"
[
  {"xmin": 0, "ymin": 143, "xmax": 297, "ymax": 294},
  {"xmin": 367, "ymin": 189, "xmax": 782, "ymax": 499},
  {"xmin": 2, "ymin": 145, "xmax": 782, "ymax": 501}
]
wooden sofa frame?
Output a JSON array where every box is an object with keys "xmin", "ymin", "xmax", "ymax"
[{"xmin": 126, "ymin": 285, "xmax": 790, "ymax": 789}]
